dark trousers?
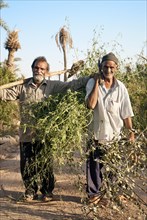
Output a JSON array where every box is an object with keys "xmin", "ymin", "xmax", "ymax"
[
  {"xmin": 20, "ymin": 142, "xmax": 55, "ymax": 195},
  {"xmin": 86, "ymin": 140, "xmax": 105, "ymax": 198}
]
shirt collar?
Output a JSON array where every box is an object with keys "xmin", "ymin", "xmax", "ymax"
[
  {"xmin": 113, "ymin": 77, "xmax": 119, "ymax": 88},
  {"xmin": 28, "ymin": 77, "xmax": 47, "ymax": 88},
  {"xmin": 101, "ymin": 77, "xmax": 119, "ymax": 93}
]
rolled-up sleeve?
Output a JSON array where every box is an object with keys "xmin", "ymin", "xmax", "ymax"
[
  {"xmin": 0, "ymin": 86, "xmax": 20, "ymax": 101},
  {"xmin": 85, "ymin": 78, "xmax": 95, "ymax": 101}
]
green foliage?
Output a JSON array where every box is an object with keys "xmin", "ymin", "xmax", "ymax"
[
  {"xmin": 83, "ymin": 133, "xmax": 146, "ymax": 219},
  {"xmin": 22, "ymin": 89, "xmax": 92, "ymax": 168},
  {"xmin": 100, "ymin": 136, "xmax": 146, "ymax": 200},
  {"xmin": 117, "ymin": 62, "xmax": 147, "ymax": 131},
  {"xmin": 0, "ymin": 62, "xmax": 16, "ymax": 84},
  {"xmin": 1, "ymin": 28, "xmax": 146, "ymax": 217},
  {"xmin": 0, "ymin": 100, "xmax": 18, "ymax": 133},
  {"xmin": 0, "ymin": 63, "xmax": 19, "ymax": 135}
]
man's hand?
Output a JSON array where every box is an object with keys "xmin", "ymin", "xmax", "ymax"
[
  {"xmin": 128, "ymin": 130, "xmax": 135, "ymax": 143},
  {"xmin": 124, "ymin": 118, "xmax": 135, "ymax": 143},
  {"xmin": 90, "ymin": 73, "xmax": 104, "ymax": 85}
]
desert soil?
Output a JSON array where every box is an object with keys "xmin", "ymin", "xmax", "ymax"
[{"xmin": 0, "ymin": 135, "xmax": 146, "ymax": 220}]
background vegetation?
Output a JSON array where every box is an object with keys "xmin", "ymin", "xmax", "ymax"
[
  {"xmin": 1, "ymin": 40, "xmax": 146, "ymax": 217},
  {"xmin": 0, "ymin": 1, "xmax": 146, "ymax": 218}
]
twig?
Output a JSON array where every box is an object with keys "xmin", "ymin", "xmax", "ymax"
[{"xmin": 137, "ymin": 54, "xmax": 147, "ymax": 61}]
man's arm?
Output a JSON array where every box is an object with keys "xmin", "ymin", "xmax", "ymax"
[
  {"xmin": 0, "ymin": 86, "xmax": 19, "ymax": 101},
  {"xmin": 52, "ymin": 76, "xmax": 90, "ymax": 94},
  {"xmin": 86, "ymin": 79, "xmax": 98, "ymax": 109},
  {"xmin": 124, "ymin": 117, "xmax": 135, "ymax": 142},
  {"xmin": 85, "ymin": 74, "xmax": 100, "ymax": 109}
]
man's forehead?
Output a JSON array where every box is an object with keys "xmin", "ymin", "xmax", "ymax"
[
  {"xmin": 102, "ymin": 60, "xmax": 117, "ymax": 66},
  {"xmin": 35, "ymin": 61, "xmax": 47, "ymax": 66}
]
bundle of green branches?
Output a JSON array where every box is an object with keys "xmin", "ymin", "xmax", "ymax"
[
  {"xmin": 22, "ymin": 89, "xmax": 92, "ymax": 172},
  {"xmin": 101, "ymin": 137, "xmax": 146, "ymax": 201},
  {"xmin": 83, "ymin": 130, "xmax": 147, "ymax": 218}
]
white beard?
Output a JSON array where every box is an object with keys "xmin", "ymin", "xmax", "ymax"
[{"xmin": 33, "ymin": 74, "xmax": 44, "ymax": 84}]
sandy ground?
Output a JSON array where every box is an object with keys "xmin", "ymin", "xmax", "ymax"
[{"xmin": 0, "ymin": 135, "xmax": 146, "ymax": 220}]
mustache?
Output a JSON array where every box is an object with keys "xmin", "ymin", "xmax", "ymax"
[
  {"xmin": 33, "ymin": 74, "xmax": 44, "ymax": 83},
  {"xmin": 34, "ymin": 73, "xmax": 44, "ymax": 76}
]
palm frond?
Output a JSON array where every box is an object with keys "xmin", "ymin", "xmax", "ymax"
[
  {"xmin": 5, "ymin": 30, "xmax": 21, "ymax": 50},
  {"xmin": 0, "ymin": 19, "xmax": 10, "ymax": 32},
  {"xmin": 0, "ymin": 0, "xmax": 9, "ymax": 9},
  {"xmin": 0, "ymin": 1, "xmax": 10, "ymax": 32},
  {"xmin": 55, "ymin": 32, "xmax": 61, "ymax": 51},
  {"xmin": 56, "ymin": 26, "xmax": 73, "ymax": 51}
]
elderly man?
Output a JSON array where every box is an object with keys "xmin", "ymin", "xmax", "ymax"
[
  {"xmin": 85, "ymin": 52, "xmax": 135, "ymax": 204},
  {"xmin": 0, "ymin": 56, "xmax": 90, "ymax": 202}
]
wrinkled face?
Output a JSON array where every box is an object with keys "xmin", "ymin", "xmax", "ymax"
[
  {"xmin": 32, "ymin": 61, "xmax": 48, "ymax": 84},
  {"xmin": 101, "ymin": 60, "xmax": 118, "ymax": 80}
]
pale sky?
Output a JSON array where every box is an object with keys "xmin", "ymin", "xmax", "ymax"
[{"xmin": 1, "ymin": 0, "xmax": 147, "ymax": 79}]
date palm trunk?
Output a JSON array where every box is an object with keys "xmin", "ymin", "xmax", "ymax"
[
  {"xmin": 63, "ymin": 47, "xmax": 67, "ymax": 81},
  {"xmin": 7, "ymin": 49, "xmax": 15, "ymax": 72}
]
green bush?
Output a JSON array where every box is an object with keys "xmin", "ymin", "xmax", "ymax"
[
  {"xmin": 0, "ymin": 63, "xmax": 19, "ymax": 135},
  {"xmin": 117, "ymin": 62, "xmax": 147, "ymax": 131}
]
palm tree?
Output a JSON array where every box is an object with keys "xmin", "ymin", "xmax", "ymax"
[
  {"xmin": 55, "ymin": 25, "xmax": 73, "ymax": 81},
  {"xmin": 0, "ymin": 0, "xmax": 10, "ymax": 32},
  {"xmin": 4, "ymin": 30, "xmax": 21, "ymax": 73}
]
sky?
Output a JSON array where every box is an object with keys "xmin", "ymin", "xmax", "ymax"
[{"xmin": 0, "ymin": 0, "xmax": 147, "ymax": 79}]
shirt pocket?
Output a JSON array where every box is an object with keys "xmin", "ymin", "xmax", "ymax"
[
  {"xmin": 21, "ymin": 88, "xmax": 35, "ymax": 103},
  {"xmin": 106, "ymin": 100, "xmax": 120, "ymax": 115}
]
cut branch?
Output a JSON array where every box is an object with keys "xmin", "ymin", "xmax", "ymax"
[
  {"xmin": 0, "ymin": 70, "xmax": 68, "ymax": 89},
  {"xmin": 0, "ymin": 60, "xmax": 84, "ymax": 90}
]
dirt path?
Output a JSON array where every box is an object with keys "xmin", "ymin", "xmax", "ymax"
[
  {"xmin": 0, "ymin": 141, "xmax": 86, "ymax": 220},
  {"xmin": 0, "ymin": 136, "xmax": 146, "ymax": 220}
]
